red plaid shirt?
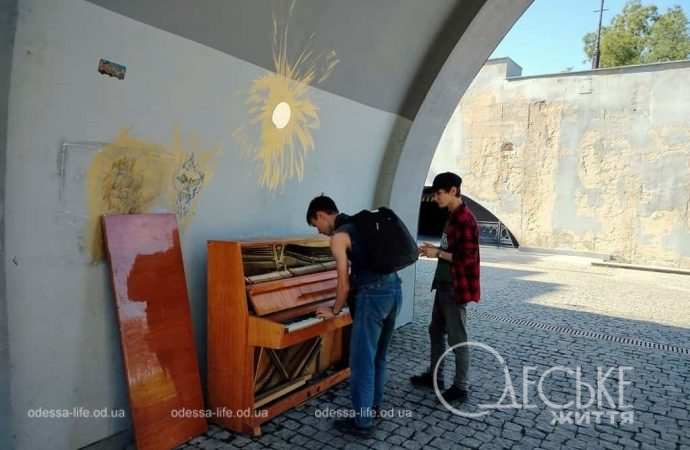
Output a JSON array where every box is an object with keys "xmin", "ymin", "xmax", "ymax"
[{"xmin": 446, "ymin": 203, "xmax": 481, "ymax": 303}]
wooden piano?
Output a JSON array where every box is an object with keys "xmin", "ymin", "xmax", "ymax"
[{"xmin": 207, "ymin": 237, "xmax": 352, "ymax": 435}]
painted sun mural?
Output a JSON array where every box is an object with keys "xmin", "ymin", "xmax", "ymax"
[
  {"xmin": 234, "ymin": 1, "xmax": 338, "ymax": 191},
  {"xmin": 85, "ymin": 129, "xmax": 219, "ymax": 262}
]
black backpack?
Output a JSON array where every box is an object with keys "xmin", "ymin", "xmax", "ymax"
[{"xmin": 347, "ymin": 207, "xmax": 419, "ymax": 273}]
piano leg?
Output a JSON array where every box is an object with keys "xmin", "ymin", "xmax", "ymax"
[{"xmin": 245, "ymin": 424, "xmax": 261, "ymax": 437}]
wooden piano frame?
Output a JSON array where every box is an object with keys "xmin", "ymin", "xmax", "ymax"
[{"xmin": 207, "ymin": 238, "xmax": 352, "ymax": 436}]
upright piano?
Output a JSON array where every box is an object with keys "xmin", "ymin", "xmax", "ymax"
[{"xmin": 207, "ymin": 237, "xmax": 352, "ymax": 435}]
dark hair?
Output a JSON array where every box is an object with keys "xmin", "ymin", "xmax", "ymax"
[
  {"xmin": 431, "ymin": 172, "xmax": 462, "ymax": 197},
  {"xmin": 306, "ymin": 195, "xmax": 339, "ymax": 225}
]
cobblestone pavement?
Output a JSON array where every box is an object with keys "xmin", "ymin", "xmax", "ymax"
[{"xmin": 178, "ymin": 248, "xmax": 690, "ymax": 450}]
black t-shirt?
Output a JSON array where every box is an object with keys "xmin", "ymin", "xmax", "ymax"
[{"xmin": 432, "ymin": 220, "xmax": 452, "ymax": 288}]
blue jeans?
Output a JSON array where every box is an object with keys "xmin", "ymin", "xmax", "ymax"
[{"xmin": 349, "ymin": 274, "xmax": 402, "ymax": 428}]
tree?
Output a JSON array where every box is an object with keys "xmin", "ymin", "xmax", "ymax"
[
  {"xmin": 583, "ymin": 0, "xmax": 690, "ymax": 68},
  {"xmin": 646, "ymin": 6, "xmax": 690, "ymax": 62}
]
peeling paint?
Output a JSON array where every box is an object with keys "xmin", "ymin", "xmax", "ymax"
[{"xmin": 430, "ymin": 60, "xmax": 690, "ymax": 268}]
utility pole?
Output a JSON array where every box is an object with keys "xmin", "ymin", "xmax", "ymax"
[{"xmin": 592, "ymin": 0, "xmax": 607, "ymax": 69}]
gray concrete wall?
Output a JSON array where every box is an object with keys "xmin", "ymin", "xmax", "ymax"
[
  {"xmin": 84, "ymin": 0, "xmax": 464, "ymax": 121},
  {"xmin": 1, "ymin": 1, "xmax": 17, "ymax": 448},
  {"xmin": 429, "ymin": 58, "xmax": 690, "ymax": 268},
  {"xmin": 5, "ymin": 1, "xmax": 411, "ymax": 448}
]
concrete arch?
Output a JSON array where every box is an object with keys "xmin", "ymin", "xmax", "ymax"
[
  {"xmin": 376, "ymin": 0, "xmax": 533, "ymax": 322},
  {"xmin": 0, "ymin": 2, "xmax": 535, "ymax": 446}
]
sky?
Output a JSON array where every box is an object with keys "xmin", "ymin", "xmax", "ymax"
[{"xmin": 490, "ymin": 0, "xmax": 690, "ymax": 76}]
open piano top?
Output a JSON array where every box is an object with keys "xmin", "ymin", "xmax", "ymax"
[{"xmin": 241, "ymin": 237, "xmax": 344, "ymax": 331}]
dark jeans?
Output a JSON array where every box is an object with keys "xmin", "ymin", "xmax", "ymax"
[
  {"xmin": 349, "ymin": 275, "xmax": 402, "ymax": 428},
  {"xmin": 429, "ymin": 284, "xmax": 469, "ymax": 390}
]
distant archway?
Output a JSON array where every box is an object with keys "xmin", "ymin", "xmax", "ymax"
[
  {"xmin": 375, "ymin": 0, "xmax": 533, "ymax": 323},
  {"xmin": 417, "ymin": 189, "xmax": 519, "ymax": 247}
]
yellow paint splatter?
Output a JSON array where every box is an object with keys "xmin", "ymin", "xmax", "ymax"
[
  {"xmin": 86, "ymin": 128, "xmax": 219, "ymax": 262},
  {"xmin": 234, "ymin": 0, "xmax": 338, "ymax": 191}
]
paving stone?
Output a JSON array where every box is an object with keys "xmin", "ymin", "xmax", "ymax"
[
  {"xmin": 401, "ymin": 440, "xmax": 423, "ymax": 450},
  {"xmin": 199, "ymin": 440, "xmax": 224, "ymax": 450},
  {"xmin": 525, "ymin": 428, "xmax": 546, "ymax": 440},
  {"xmin": 329, "ymin": 437, "xmax": 349, "ymax": 448},
  {"xmin": 409, "ymin": 420, "xmax": 428, "ymax": 431},
  {"xmin": 267, "ymin": 440, "xmax": 291, "ymax": 450},
  {"xmin": 410, "ymin": 431, "xmax": 434, "ymax": 445},
  {"xmin": 394, "ymin": 427, "xmax": 415, "ymax": 438},
  {"xmin": 228, "ymin": 436, "xmax": 253, "ymax": 448},
  {"xmin": 617, "ymin": 438, "xmax": 640, "ymax": 448},
  {"xmin": 370, "ymin": 441, "xmax": 394, "ymax": 450},
  {"xmin": 539, "ymin": 441, "xmax": 563, "ymax": 450},
  {"xmin": 386, "ymin": 434, "xmax": 406, "ymax": 446},
  {"xmin": 296, "ymin": 425, "xmax": 319, "ymax": 437},
  {"xmin": 343, "ymin": 444, "xmax": 368, "ymax": 450},
  {"xmin": 241, "ymin": 443, "xmax": 264, "ymax": 450},
  {"xmin": 473, "ymin": 431, "xmax": 495, "ymax": 443},
  {"xmin": 501, "ymin": 430, "xmax": 522, "ymax": 442},
  {"xmin": 312, "ymin": 431, "xmax": 334, "ymax": 443},
  {"xmin": 516, "ymin": 436, "xmax": 543, "ymax": 449},
  {"xmin": 427, "ymin": 437, "xmax": 461, "ymax": 449},
  {"xmin": 288, "ymin": 434, "xmax": 309, "ymax": 446},
  {"xmin": 425, "ymin": 426, "xmax": 447, "ymax": 437},
  {"xmin": 600, "ymin": 433, "xmax": 619, "ymax": 443},
  {"xmin": 469, "ymin": 421, "xmax": 488, "ymax": 431},
  {"xmin": 599, "ymin": 441, "xmax": 624, "ymax": 450},
  {"xmin": 379, "ymin": 421, "xmax": 399, "ymax": 432},
  {"xmin": 281, "ymin": 419, "xmax": 301, "ymax": 431},
  {"xmin": 455, "ymin": 437, "xmax": 482, "ymax": 449},
  {"xmin": 185, "ymin": 255, "xmax": 690, "ymax": 449},
  {"xmin": 212, "ymin": 431, "xmax": 231, "ymax": 440}
]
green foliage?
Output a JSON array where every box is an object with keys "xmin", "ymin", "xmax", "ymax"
[{"xmin": 583, "ymin": 0, "xmax": 690, "ymax": 67}]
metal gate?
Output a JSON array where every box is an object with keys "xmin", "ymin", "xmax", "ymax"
[{"xmin": 478, "ymin": 221, "xmax": 515, "ymax": 247}]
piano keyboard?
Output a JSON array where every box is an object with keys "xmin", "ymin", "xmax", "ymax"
[{"xmin": 285, "ymin": 307, "xmax": 350, "ymax": 333}]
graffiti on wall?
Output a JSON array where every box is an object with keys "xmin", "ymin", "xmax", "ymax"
[
  {"xmin": 173, "ymin": 153, "xmax": 206, "ymax": 220},
  {"xmin": 83, "ymin": 129, "xmax": 219, "ymax": 262},
  {"xmin": 234, "ymin": 0, "xmax": 338, "ymax": 191},
  {"xmin": 102, "ymin": 157, "xmax": 147, "ymax": 213},
  {"xmin": 166, "ymin": 128, "xmax": 219, "ymax": 228}
]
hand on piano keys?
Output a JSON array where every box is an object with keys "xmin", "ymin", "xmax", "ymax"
[
  {"xmin": 286, "ymin": 307, "xmax": 350, "ymax": 332},
  {"xmin": 315, "ymin": 305, "xmax": 336, "ymax": 319}
]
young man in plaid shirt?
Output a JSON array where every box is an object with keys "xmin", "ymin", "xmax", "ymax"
[{"xmin": 411, "ymin": 172, "xmax": 480, "ymax": 403}]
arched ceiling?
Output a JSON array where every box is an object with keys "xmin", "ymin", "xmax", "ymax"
[{"xmin": 85, "ymin": 0, "xmax": 485, "ymax": 120}]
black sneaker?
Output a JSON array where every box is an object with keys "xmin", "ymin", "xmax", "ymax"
[
  {"xmin": 410, "ymin": 372, "xmax": 445, "ymax": 390},
  {"xmin": 333, "ymin": 418, "xmax": 373, "ymax": 437},
  {"xmin": 440, "ymin": 385, "xmax": 469, "ymax": 403}
]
